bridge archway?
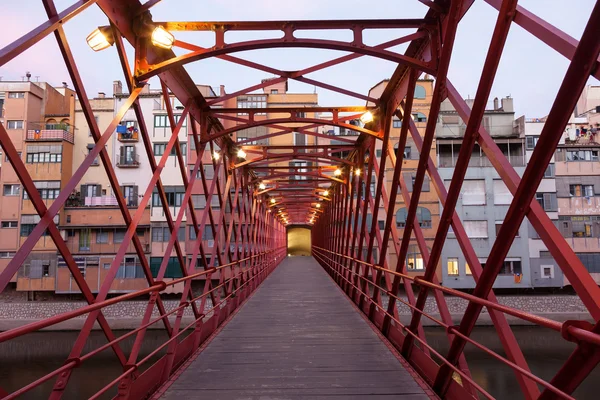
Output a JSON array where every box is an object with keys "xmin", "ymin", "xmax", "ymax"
[{"xmin": 286, "ymin": 226, "xmax": 311, "ymax": 256}]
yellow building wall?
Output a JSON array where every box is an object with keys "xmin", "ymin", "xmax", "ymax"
[{"xmin": 287, "ymin": 227, "xmax": 311, "ymax": 256}]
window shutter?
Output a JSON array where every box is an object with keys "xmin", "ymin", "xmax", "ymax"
[
  {"xmin": 81, "ymin": 184, "xmax": 88, "ymax": 197},
  {"xmin": 119, "ymin": 146, "xmax": 124, "ymax": 163},
  {"xmin": 543, "ymin": 193, "xmax": 552, "ymax": 211},
  {"xmin": 132, "ymin": 186, "xmax": 138, "ymax": 206},
  {"xmin": 403, "ymin": 173, "xmax": 413, "ymax": 192},
  {"xmin": 422, "ymin": 175, "xmax": 430, "ymax": 192}
]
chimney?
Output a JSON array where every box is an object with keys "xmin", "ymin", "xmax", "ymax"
[
  {"xmin": 220, "ymin": 85, "xmax": 226, "ymax": 96},
  {"xmin": 98, "ymin": 92, "xmax": 106, "ymax": 98},
  {"xmin": 501, "ymin": 96, "xmax": 514, "ymax": 113},
  {"xmin": 493, "ymin": 97, "xmax": 499, "ymax": 110},
  {"xmin": 113, "ymin": 80, "xmax": 122, "ymax": 95}
]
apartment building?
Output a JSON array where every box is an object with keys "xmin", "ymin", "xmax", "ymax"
[
  {"xmin": 367, "ymin": 78, "xmax": 441, "ymax": 281},
  {"xmin": 438, "ymin": 96, "xmax": 533, "ymax": 289},
  {"xmin": 0, "ymin": 80, "xmax": 75, "ymax": 295},
  {"xmin": 554, "ymin": 114, "xmax": 600, "ymax": 285},
  {"xmin": 511, "ymin": 116, "xmax": 562, "ymax": 287}
]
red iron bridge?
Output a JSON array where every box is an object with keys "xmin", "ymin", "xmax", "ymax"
[{"xmin": 1, "ymin": 0, "xmax": 600, "ymax": 399}]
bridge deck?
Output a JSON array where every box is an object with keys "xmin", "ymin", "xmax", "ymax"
[{"xmin": 159, "ymin": 256, "xmax": 429, "ymax": 399}]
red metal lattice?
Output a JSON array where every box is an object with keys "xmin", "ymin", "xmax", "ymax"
[{"xmin": 0, "ymin": 0, "xmax": 599, "ymax": 398}]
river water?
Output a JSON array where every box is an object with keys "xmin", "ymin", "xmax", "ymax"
[{"xmin": 0, "ymin": 326, "xmax": 597, "ymax": 399}]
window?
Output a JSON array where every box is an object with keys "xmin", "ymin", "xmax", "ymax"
[
  {"xmin": 392, "ymin": 118, "xmax": 402, "ymax": 128},
  {"xmin": 499, "ymin": 258, "xmax": 522, "ymax": 275},
  {"xmin": 536, "ymin": 192, "xmax": 558, "ymax": 211},
  {"xmin": 414, "ymin": 85, "xmax": 426, "ymax": 99},
  {"xmin": 544, "ymin": 164, "xmax": 555, "ymax": 178},
  {"xmin": 96, "ymin": 230, "xmax": 109, "ymax": 244},
  {"xmin": 150, "ymin": 257, "xmax": 183, "ymax": 278},
  {"xmin": 154, "ymin": 143, "xmax": 167, "ymax": 155},
  {"xmin": 174, "ymin": 114, "xmax": 186, "ymax": 127},
  {"xmin": 493, "ymin": 180, "xmax": 513, "ymax": 205},
  {"xmin": 566, "ymin": 149, "xmax": 599, "ymax": 162},
  {"xmin": 82, "ymin": 184, "xmax": 102, "ymax": 198},
  {"xmin": 237, "ymin": 95, "xmax": 267, "ymax": 115},
  {"xmin": 404, "ymin": 146, "xmax": 411, "ymax": 159},
  {"xmin": 495, "ymin": 221, "xmax": 519, "ymax": 237},
  {"xmin": 1, "ymin": 221, "xmax": 18, "ymax": 228},
  {"xmin": 378, "ymin": 220, "xmax": 385, "ymax": 230},
  {"xmin": 122, "ymin": 185, "xmax": 138, "ymax": 207},
  {"xmin": 396, "ymin": 207, "xmax": 432, "ymax": 228},
  {"xmin": 3, "ymin": 184, "xmax": 20, "ymax": 196},
  {"xmin": 412, "ymin": 112, "xmax": 427, "ymax": 122},
  {"xmin": 23, "ymin": 181, "xmax": 61, "ymax": 200},
  {"xmin": 42, "ymin": 262, "xmax": 50, "ymax": 277},
  {"xmin": 461, "ymin": 180, "xmax": 486, "ymax": 205},
  {"xmin": 87, "ymin": 144, "xmax": 99, "ymax": 165},
  {"xmin": 571, "ymin": 184, "xmax": 594, "ymax": 197},
  {"xmin": 464, "ymin": 221, "xmax": 488, "ymax": 238},
  {"xmin": 117, "ymin": 257, "xmax": 145, "ymax": 279},
  {"xmin": 114, "ymin": 229, "xmax": 126, "ymax": 243},
  {"xmin": 465, "ymin": 262, "xmax": 472, "ymax": 275},
  {"xmin": 406, "ymin": 245, "xmax": 424, "ymax": 270},
  {"xmin": 8, "ymin": 92, "xmax": 25, "ymax": 99},
  {"xmin": 154, "ymin": 115, "xmax": 168, "ymax": 127},
  {"xmin": 26, "ymin": 152, "xmax": 62, "ymax": 164},
  {"xmin": 191, "ymin": 194, "xmax": 207, "ymax": 209},
  {"xmin": 169, "ymin": 142, "xmax": 187, "ymax": 156},
  {"xmin": 525, "ymin": 136, "xmax": 538, "ymax": 150},
  {"xmin": 7, "ymin": 120, "xmax": 24, "ymax": 129},
  {"xmin": 447, "ymin": 258, "xmax": 459, "ymax": 276},
  {"xmin": 541, "ymin": 265, "xmax": 554, "ymax": 279},
  {"xmin": 0, "ymin": 252, "xmax": 16, "ymax": 258},
  {"xmin": 89, "ymin": 116, "xmax": 99, "ymax": 136},
  {"xmin": 271, "ymin": 89, "xmax": 278, "ymax": 94}
]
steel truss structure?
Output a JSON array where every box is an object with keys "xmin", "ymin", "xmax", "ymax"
[{"xmin": 0, "ymin": 0, "xmax": 599, "ymax": 398}]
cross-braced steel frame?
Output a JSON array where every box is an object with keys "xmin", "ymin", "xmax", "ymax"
[{"xmin": 0, "ymin": 0, "xmax": 599, "ymax": 398}]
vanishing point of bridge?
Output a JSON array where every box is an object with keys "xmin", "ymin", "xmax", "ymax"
[{"xmin": 1, "ymin": 0, "xmax": 600, "ymax": 399}]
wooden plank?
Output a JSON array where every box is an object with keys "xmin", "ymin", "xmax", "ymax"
[{"xmin": 160, "ymin": 257, "xmax": 428, "ymax": 399}]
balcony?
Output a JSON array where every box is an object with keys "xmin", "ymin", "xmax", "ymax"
[
  {"xmin": 117, "ymin": 153, "xmax": 140, "ymax": 168},
  {"xmin": 117, "ymin": 124, "xmax": 139, "ymax": 142},
  {"xmin": 66, "ymin": 195, "xmax": 139, "ymax": 208},
  {"xmin": 26, "ymin": 125, "xmax": 74, "ymax": 144}
]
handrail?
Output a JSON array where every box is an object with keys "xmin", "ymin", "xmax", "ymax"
[{"xmin": 312, "ymin": 246, "xmax": 596, "ymax": 400}]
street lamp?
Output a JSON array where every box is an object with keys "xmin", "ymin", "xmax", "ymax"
[
  {"xmin": 360, "ymin": 111, "xmax": 374, "ymax": 124},
  {"xmin": 86, "ymin": 27, "xmax": 114, "ymax": 51},
  {"xmin": 151, "ymin": 26, "xmax": 175, "ymax": 49}
]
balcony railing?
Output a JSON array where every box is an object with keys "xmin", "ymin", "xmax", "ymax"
[
  {"xmin": 66, "ymin": 195, "xmax": 139, "ymax": 207},
  {"xmin": 117, "ymin": 153, "xmax": 140, "ymax": 167},
  {"xmin": 26, "ymin": 129, "xmax": 74, "ymax": 144},
  {"xmin": 117, "ymin": 130, "xmax": 139, "ymax": 142}
]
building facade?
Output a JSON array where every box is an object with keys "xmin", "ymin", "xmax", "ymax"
[
  {"xmin": 438, "ymin": 96, "xmax": 533, "ymax": 289},
  {"xmin": 0, "ymin": 81, "xmax": 75, "ymax": 296}
]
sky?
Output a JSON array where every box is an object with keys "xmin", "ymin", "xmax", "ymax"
[{"xmin": 0, "ymin": 0, "xmax": 598, "ymax": 119}]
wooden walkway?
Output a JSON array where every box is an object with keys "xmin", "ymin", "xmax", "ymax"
[{"xmin": 160, "ymin": 256, "xmax": 430, "ymax": 399}]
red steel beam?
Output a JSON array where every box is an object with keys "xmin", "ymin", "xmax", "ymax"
[{"xmin": 434, "ymin": 3, "xmax": 600, "ymax": 395}]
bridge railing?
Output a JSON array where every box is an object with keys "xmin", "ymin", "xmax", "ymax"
[
  {"xmin": 0, "ymin": 247, "xmax": 285, "ymax": 399},
  {"xmin": 313, "ymin": 246, "xmax": 599, "ymax": 400}
]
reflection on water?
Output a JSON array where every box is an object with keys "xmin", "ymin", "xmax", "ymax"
[
  {"xmin": 424, "ymin": 326, "xmax": 599, "ymax": 399},
  {"xmin": 0, "ymin": 327, "xmax": 597, "ymax": 399}
]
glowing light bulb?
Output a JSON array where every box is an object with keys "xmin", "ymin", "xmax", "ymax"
[
  {"xmin": 355, "ymin": 168, "xmax": 361, "ymax": 176},
  {"xmin": 237, "ymin": 149, "xmax": 247, "ymax": 159},
  {"xmin": 213, "ymin": 151, "xmax": 220, "ymax": 160},
  {"xmin": 258, "ymin": 182, "xmax": 266, "ymax": 190},
  {"xmin": 151, "ymin": 26, "xmax": 175, "ymax": 49},
  {"xmin": 334, "ymin": 168, "xmax": 342, "ymax": 177},
  {"xmin": 360, "ymin": 111, "xmax": 374, "ymax": 124},
  {"xmin": 270, "ymin": 198, "xmax": 276, "ymax": 204},
  {"xmin": 86, "ymin": 27, "xmax": 114, "ymax": 51},
  {"xmin": 323, "ymin": 190, "xmax": 329, "ymax": 196},
  {"xmin": 316, "ymin": 203, "xmax": 321, "ymax": 208}
]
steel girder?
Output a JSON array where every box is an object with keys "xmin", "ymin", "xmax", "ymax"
[{"xmin": 0, "ymin": 0, "xmax": 599, "ymax": 399}]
